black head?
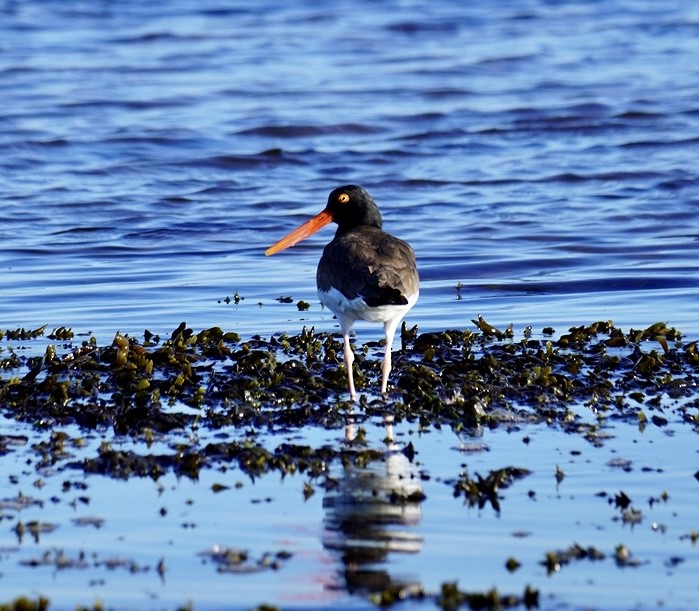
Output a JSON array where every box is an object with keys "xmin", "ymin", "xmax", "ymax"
[{"xmin": 326, "ymin": 185, "xmax": 383, "ymax": 234}]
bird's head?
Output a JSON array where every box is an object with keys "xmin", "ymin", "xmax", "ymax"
[
  {"xmin": 325, "ymin": 185, "xmax": 383, "ymax": 232},
  {"xmin": 265, "ymin": 185, "xmax": 382, "ymax": 256}
]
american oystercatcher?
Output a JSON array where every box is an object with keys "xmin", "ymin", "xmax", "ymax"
[{"xmin": 265, "ymin": 185, "xmax": 419, "ymax": 399}]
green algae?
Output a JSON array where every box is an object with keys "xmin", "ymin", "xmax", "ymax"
[
  {"xmin": 0, "ymin": 598, "xmax": 50, "ymax": 611},
  {"xmin": 450, "ymin": 466, "xmax": 532, "ymax": 512},
  {"xmin": 436, "ymin": 581, "xmax": 539, "ymax": 610},
  {"xmin": 0, "ymin": 319, "xmax": 697, "ymax": 485},
  {"xmin": 366, "ymin": 580, "xmax": 539, "ymax": 610},
  {"xmin": 541, "ymin": 543, "xmax": 606, "ymax": 575},
  {"xmin": 198, "ymin": 545, "xmax": 293, "ymax": 574}
]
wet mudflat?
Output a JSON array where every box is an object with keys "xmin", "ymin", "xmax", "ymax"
[{"xmin": 0, "ymin": 319, "xmax": 697, "ymax": 609}]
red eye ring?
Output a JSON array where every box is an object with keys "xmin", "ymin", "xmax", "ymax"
[{"xmin": 338, "ymin": 193, "xmax": 350, "ymax": 204}]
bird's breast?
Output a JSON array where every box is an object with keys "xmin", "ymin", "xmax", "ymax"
[{"xmin": 318, "ymin": 286, "xmax": 419, "ymax": 325}]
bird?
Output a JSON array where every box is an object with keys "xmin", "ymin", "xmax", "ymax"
[{"xmin": 265, "ymin": 185, "xmax": 419, "ymax": 400}]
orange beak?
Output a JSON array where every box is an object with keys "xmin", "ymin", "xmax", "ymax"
[{"xmin": 265, "ymin": 210, "xmax": 333, "ymax": 256}]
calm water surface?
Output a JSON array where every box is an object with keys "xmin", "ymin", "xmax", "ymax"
[{"xmin": 1, "ymin": 1, "xmax": 699, "ymax": 609}]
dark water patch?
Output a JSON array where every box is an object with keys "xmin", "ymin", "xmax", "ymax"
[
  {"xmin": 198, "ymin": 7, "xmax": 253, "ymax": 18},
  {"xmin": 534, "ymin": 170, "xmax": 671, "ymax": 184},
  {"xmin": 59, "ymin": 97, "xmax": 198, "ymax": 111},
  {"xmin": 237, "ymin": 123, "xmax": 384, "ymax": 137},
  {"xmin": 25, "ymin": 137, "xmax": 73, "ymax": 148},
  {"xmin": 657, "ymin": 179, "xmax": 699, "ymax": 193},
  {"xmin": 393, "ymin": 128, "xmax": 473, "ymax": 143},
  {"xmin": 420, "ymin": 89, "xmax": 474, "ymax": 100},
  {"xmin": 615, "ymin": 110, "xmax": 666, "ymax": 120},
  {"xmin": 494, "ymin": 275, "xmax": 699, "ymax": 295},
  {"xmin": 108, "ymin": 31, "xmax": 209, "ymax": 44},
  {"xmin": 510, "ymin": 102, "xmax": 612, "ymax": 120},
  {"xmin": 100, "ymin": 132, "xmax": 204, "ymax": 146},
  {"xmin": 620, "ymin": 135, "xmax": 699, "ymax": 149},
  {"xmin": 49, "ymin": 226, "xmax": 107, "ymax": 237},
  {"xmin": 186, "ymin": 150, "xmax": 308, "ymax": 169},
  {"xmin": 386, "ymin": 20, "xmax": 461, "ymax": 34},
  {"xmin": 474, "ymin": 53, "xmax": 541, "ymax": 67}
]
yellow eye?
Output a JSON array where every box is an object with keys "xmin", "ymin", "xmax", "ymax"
[{"xmin": 338, "ymin": 193, "xmax": 350, "ymax": 204}]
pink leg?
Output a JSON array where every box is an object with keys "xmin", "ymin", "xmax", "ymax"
[
  {"xmin": 343, "ymin": 331, "xmax": 356, "ymax": 400},
  {"xmin": 381, "ymin": 318, "xmax": 401, "ymax": 395},
  {"xmin": 381, "ymin": 346, "xmax": 392, "ymax": 395}
]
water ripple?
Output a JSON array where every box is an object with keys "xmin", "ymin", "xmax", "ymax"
[{"xmin": 0, "ymin": 0, "xmax": 698, "ymax": 341}]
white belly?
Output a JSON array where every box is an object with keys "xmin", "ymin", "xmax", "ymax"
[{"xmin": 319, "ymin": 286, "xmax": 419, "ymax": 328}]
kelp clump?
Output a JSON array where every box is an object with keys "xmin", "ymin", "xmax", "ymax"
[{"xmin": 0, "ymin": 319, "xmax": 696, "ymax": 437}]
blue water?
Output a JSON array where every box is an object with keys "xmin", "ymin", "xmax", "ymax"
[
  {"xmin": 1, "ymin": 1, "xmax": 699, "ymax": 609},
  {"xmin": 2, "ymin": 0, "xmax": 699, "ymax": 341}
]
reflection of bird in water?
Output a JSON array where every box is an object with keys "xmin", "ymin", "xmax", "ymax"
[{"xmin": 322, "ymin": 417, "xmax": 424, "ymax": 595}]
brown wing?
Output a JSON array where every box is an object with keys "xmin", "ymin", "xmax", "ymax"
[{"xmin": 317, "ymin": 226, "xmax": 418, "ymax": 307}]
